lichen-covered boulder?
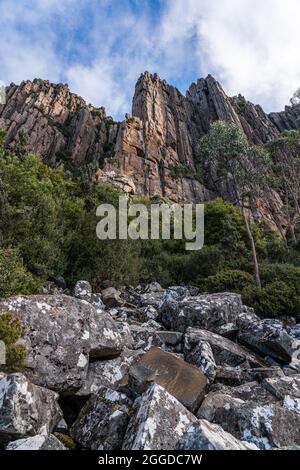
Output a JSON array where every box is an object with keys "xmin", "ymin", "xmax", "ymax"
[
  {"xmin": 177, "ymin": 420, "xmax": 258, "ymax": 450},
  {"xmin": 184, "ymin": 340, "xmax": 216, "ymax": 383},
  {"xmin": 122, "ymin": 383, "xmax": 197, "ymax": 450},
  {"xmin": 211, "ymin": 400, "xmax": 300, "ymax": 449},
  {"xmin": 128, "ymin": 347, "xmax": 207, "ymax": 412},
  {"xmin": 262, "ymin": 375, "xmax": 300, "ymax": 414},
  {"xmin": 0, "ymin": 374, "xmax": 62, "ymax": 443},
  {"xmin": 6, "ymin": 434, "xmax": 67, "ymax": 450},
  {"xmin": 198, "ymin": 392, "xmax": 245, "ymax": 422},
  {"xmin": 238, "ymin": 318, "xmax": 300, "ymax": 364},
  {"xmin": 211, "ymin": 381, "xmax": 277, "ymax": 404},
  {"xmin": 185, "ymin": 328, "xmax": 263, "ymax": 367},
  {"xmin": 77, "ymin": 348, "xmax": 143, "ymax": 396},
  {"xmin": 0, "ymin": 295, "xmax": 123, "ymax": 393},
  {"xmin": 70, "ymin": 387, "xmax": 131, "ymax": 450},
  {"xmin": 160, "ymin": 293, "xmax": 243, "ymax": 333}
]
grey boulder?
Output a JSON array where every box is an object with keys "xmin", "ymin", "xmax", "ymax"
[
  {"xmin": 0, "ymin": 374, "xmax": 62, "ymax": 443},
  {"xmin": 6, "ymin": 434, "xmax": 67, "ymax": 450}
]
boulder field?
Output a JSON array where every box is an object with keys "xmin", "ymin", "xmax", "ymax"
[{"xmin": 1, "ymin": 281, "xmax": 300, "ymax": 450}]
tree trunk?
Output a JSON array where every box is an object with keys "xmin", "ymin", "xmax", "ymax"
[{"xmin": 241, "ymin": 204, "xmax": 262, "ymax": 288}]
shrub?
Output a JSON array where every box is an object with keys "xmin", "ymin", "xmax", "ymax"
[
  {"xmin": 0, "ymin": 249, "xmax": 41, "ymax": 299},
  {"xmin": 242, "ymin": 281, "xmax": 300, "ymax": 320},
  {"xmin": 198, "ymin": 269, "xmax": 255, "ymax": 294},
  {"xmin": 0, "ymin": 312, "xmax": 27, "ymax": 372}
]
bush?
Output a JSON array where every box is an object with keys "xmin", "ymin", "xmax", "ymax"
[
  {"xmin": 197, "ymin": 269, "xmax": 255, "ymax": 294},
  {"xmin": 0, "ymin": 249, "xmax": 41, "ymax": 299},
  {"xmin": 0, "ymin": 312, "xmax": 27, "ymax": 372},
  {"xmin": 242, "ymin": 281, "xmax": 300, "ymax": 320}
]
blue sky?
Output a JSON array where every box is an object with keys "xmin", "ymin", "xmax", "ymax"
[{"xmin": 1, "ymin": 0, "xmax": 300, "ymax": 120}]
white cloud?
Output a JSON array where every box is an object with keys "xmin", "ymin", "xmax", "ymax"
[
  {"xmin": 1, "ymin": 0, "xmax": 300, "ymax": 118},
  {"xmin": 162, "ymin": 0, "xmax": 300, "ymax": 111}
]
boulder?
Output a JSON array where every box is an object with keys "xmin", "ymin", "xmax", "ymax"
[
  {"xmin": 198, "ymin": 392, "xmax": 245, "ymax": 421},
  {"xmin": 160, "ymin": 293, "xmax": 243, "ymax": 333},
  {"xmin": 262, "ymin": 375, "xmax": 300, "ymax": 415},
  {"xmin": 185, "ymin": 328, "xmax": 264, "ymax": 367},
  {"xmin": 88, "ymin": 309, "xmax": 123, "ymax": 359},
  {"xmin": 128, "ymin": 347, "xmax": 207, "ymax": 412},
  {"xmin": 129, "ymin": 323, "xmax": 164, "ymax": 351},
  {"xmin": 184, "ymin": 340, "xmax": 216, "ymax": 383},
  {"xmin": 0, "ymin": 374, "xmax": 62, "ymax": 443},
  {"xmin": 211, "ymin": 381, "xmax": 277, "ymax": 404},
  {"xmin": 77, "ymin": 349, "xmax": 143, "ymax": 396},
  {"xmin": 238, "ymin": 318, "xmax": 300, "ymax": 364},
  {"xmin": 74, "ymin": 280, "xmax": 92, "ymax": 301},
  {"xmin": 70, "ymin": 387, "xmax": 131, "ymax": 450},
  {"xmin": 214, "ymin": 366, "xmax": 284, "ymax": 387},
  {"xmin": 122, "ymin": 383, "xmax": 197, "ymax": 450},
  {"xmin": 177, "ymin": 420, "xmax": 258, "ymax": 450},
  {"xmin": 212, "ymin": 400, "xmax": 300, "ymax": 449},
  {"xmin": 101, "ymin": 287, "xmax": 123, "ymax": 308},
  {"xmin": 6, "ymin": 434, "xmax": 67, "ymax": 450},
  {"xmin": 0, "ymin": 295, "xmax": 123, "ymax": 393}
]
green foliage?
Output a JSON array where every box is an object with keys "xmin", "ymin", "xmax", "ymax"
[
  {"xmin": 0, "ymin": 249, "xmax": 41, "ymax": 298},
  {"xmin": 198, "ymin": 269, "xmax": 255, "ymax": 294},
  {"xmin": 242, "ymin": 281, "xmax": 300, "ymax": 320},
  {"xmin": 0, "ymin": 312, "xmax": 27, "ymax": 372}
]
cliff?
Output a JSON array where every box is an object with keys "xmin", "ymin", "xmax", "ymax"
[{"xmin": 1, "ymin": 72, "xmax": 300, "ymax": 210}]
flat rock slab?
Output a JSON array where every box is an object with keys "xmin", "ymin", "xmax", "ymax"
[
  {"xmin": 177, "ymin": 420, "xmax": 258, "ymax": 450},
  {"xmin": 212, "ymin": 381, "xmax": 277, "ymax": 404},
  {"xmin": 0, "ymin": 373, "xmax": 62, "ymax": 443},
  {"xmin": 128, "ymin": 347, "xmax": 207, "ymax": 412},
  {"xmin": 263, "ymin": 375, "xmax": 300, "ymax": 399},
  {"xmin": 122, "ymin": 383, "xmax": 197, "ymax": 450},
  {"xmin": 6, "ymin": 434, "xmax": 67, "ymax": 450}
]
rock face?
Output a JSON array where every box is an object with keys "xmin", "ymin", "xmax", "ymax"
[
  {"xmin": 2, "ymin": 72, "xmax": 300, "ymax": 219},
  {"xmin": 122, "ymin": 383, "xmax": 197, "ymax": 450},
  {"xmin": 0, "ymin": 295, "xmax": 123, "ymax": 393},
  {"xmin": 0, "ymin": 374, "xmax": 61, "ymax": 443},
  {"xmin": 128, "ymin": 347, "xmax": 207, "ymax": 412}
]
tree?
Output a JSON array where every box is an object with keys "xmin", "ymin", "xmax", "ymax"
[
  {"xmin": 268, "ymin": 130, "xmax": 300, "ymax": 243},
  {"xmin": 198, "ymin": 121, "xmax": 270, "ymax": 288}
]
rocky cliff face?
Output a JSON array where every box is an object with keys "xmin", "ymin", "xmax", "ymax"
[{"xmin": 1, "ymin": 73, "xmax": 300, "ymax": 208}]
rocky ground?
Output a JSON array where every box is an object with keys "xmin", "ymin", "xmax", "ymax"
[{"xmin": 1, "ymin": 280, "xmax": 300, "ymax": 450}]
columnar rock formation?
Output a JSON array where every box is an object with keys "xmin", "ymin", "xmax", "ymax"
[{"xmin": 1, "ymin": 72, "xmax": 300, "ymax": 209}]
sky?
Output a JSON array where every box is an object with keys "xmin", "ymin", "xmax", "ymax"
[{"xmin": 0, "ymin": 0, "xmax": 300, "ymax": 120}]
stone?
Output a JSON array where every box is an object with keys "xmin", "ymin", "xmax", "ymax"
[
  {"xmin": 155, "ymin": 331, "xmax": 183, "ymax": 347},
  {"xmin": 74, "ymin": 280, "xmax": 92, "ymax": 301},
  {"xmin": 128, "ymin": 347, "xmax": 207, "ymax": 412},
  {"xmin": 77, "ymin": 348, "xmax": 143, "ymax": 396},
  {"xmin": 101, "ymin": 287, "xmax": 123, "ymax": 308},
  {"xmin": 129, "ymin": 323, "xmax": 164, "ymax": 351},
  {"xmin": 160, "ymin": 293, "xmax": 243, "ymax": 333},
  {"xmin": 211, "ymin": 382, "xmax": 277, "ymax": 404},
  {"xmin": 212, "ymin": 401, "xmax": 300, "ymax": 449},
  {"xmin": 0, "ymin": 374, "xmax": 62, "ymax": 443},
  {"xmin": 116, "ymin": 322, "xmax": 134, "ymax": 349},
  {"xmin": 6, "ymin": 434, "xmax": 67, "ymax": 450},
  {"xmin": 184, "ymin": 340, "xmax": 217, "ymax": 383},
  {"xmin": 70, "ymin": 387, "xmax": 131, "ymax": 450},
  {"xmin": 122, "ymin": 383, "xmax": 197, "ymax": 450},
  {"xmin": 177, "ymin": 420, "xmax": 258, "ymax": 450},
  {"xmin": 198, "ymin": 392, "xmax": 245, "ymax": 421},
  {"xmin": 0, "ymin": 295, "xmax": 123, "ymax": 393},
  {"xmin": 262, "ymin": 375, "xmax": 300, "ymax": 415},
  {"xmin": 238, "ymin": 318, "xmax": 300, "ymax": 364},
  {"xmin": 185, "ymin": 328, "xmax": 264, "ymax": 367},
  {"xmin": 87, "ymin": 309, "xmax": 123, "ymax": 359}
]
